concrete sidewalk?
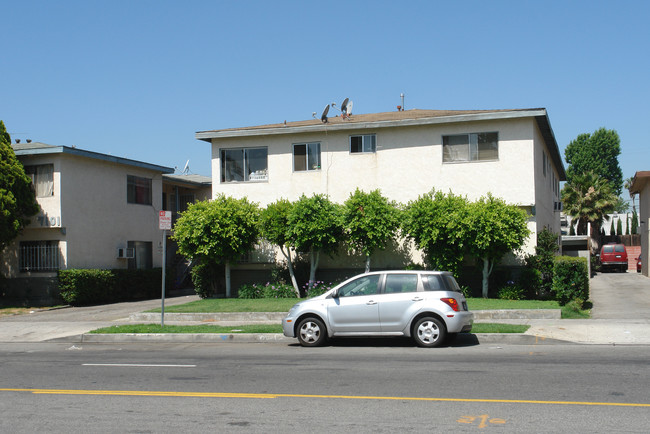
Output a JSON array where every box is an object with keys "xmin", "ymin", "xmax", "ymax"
[{"xmin": 2, "ymin": 272, "xmax": 650, "ymax": 345}]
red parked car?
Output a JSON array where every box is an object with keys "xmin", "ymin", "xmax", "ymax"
[
  {"xmin": 599, "ymin": 243, "xmax": 628, "ymax": 273},
  {"xmin": 637, "ymin": 256, "xmax": 642, "ymax": 273}
]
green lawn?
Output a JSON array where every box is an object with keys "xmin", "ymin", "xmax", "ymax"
[
  {"xmin": 91, "ymin": 323, "xmax": 529, "ymax": 334},
  {"xmin": 152, "ymin": 297, "xmax": 560, "ymax": 313}
]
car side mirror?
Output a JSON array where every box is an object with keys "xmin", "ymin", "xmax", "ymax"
[{"xmin": 332, "ymin": 289, "xmax": 339, "ymax": 299}]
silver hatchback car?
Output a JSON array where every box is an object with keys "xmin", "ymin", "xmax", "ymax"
[{"xmin": 282, "ymin": 270, "xmax": 473, "ymax": 347}]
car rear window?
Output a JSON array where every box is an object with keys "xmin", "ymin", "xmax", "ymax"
[
  {"xmin": 603, "ymin": 245, "xmax": 614, "ymax": 253},
  {"xmin": 443, "ymin": 275, "xmax": 463, "ymax": 293},
  {"xmin": 615, "ymin": 245, "xmax": 625, "ymax": 253}
]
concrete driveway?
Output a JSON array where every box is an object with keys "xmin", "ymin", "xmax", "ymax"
[
  {"xmin": 590, "ymin": 271, "xmax": 650, "ymax": 319},
  {"xmin": 0, "ymin": 294, "xmax": 199, "ymax": 342}
]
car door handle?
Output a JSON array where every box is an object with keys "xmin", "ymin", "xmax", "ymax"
[
  {"xmin": 366, "ymin": 300, "xmax": 377, "ymax": 305},
  {"xmin": 411, "ymin": 297, "xmax": 424, "ymax": 302}
]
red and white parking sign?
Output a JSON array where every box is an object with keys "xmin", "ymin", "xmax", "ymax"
[{"xmin": 159, "ymin": 211, "xmax": 172, "ymax": 230}]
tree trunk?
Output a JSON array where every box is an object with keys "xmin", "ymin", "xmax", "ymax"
[
  {"xmin": 281, "ymin": 245, "xmax": 300, "ymax": 297},
  {"xmin": 309, "ymin": 248, "xmax": 320, "ymax": 289},
  {"xmin": 365, "ymin": 255, "xmax": 371, "ymax": 273},
  {"xmin": 225, "ymin": 260, "xmax": 231, "ymax": 298},
  {"xmin": 481, "ymin": 257, "xmax": 493, "ymax": 298}
]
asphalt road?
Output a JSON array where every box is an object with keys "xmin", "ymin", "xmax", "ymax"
[{"xmin": 1, "ymin": 341, "xmax": 649, "ymax": 433}]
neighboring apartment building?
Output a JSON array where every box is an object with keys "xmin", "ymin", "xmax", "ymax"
[
  {"xmin": 196, "ymin": 107, "xmax": 566, "ymax": 274},
  {"xmin": 630, "ymin": 171, "xmax": 650, "ymax": 277},
  {"xmin": 2, "ymin": 142, "xmax": 175, "ymax": 304}
]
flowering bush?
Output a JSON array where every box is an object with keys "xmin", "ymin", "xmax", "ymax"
[
  {"xmin": 497, "ymin": 281, "xmax": 526, "ymax": 300},
  {"xmin": 304, "ymin": 280, "xmax": 334, "ymax": 298},
  {"xmin": 237, "ymin": 283, "xmax": 264, "ymax": 299},
  {"xmin": 262, "ymin": 282, "xmax": 298, "ymax": 298}
]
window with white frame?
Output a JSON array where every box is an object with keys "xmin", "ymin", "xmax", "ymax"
[
  {"xmin": 293, "ymin": 142, "xmax": 321, "ymax": 171},
  {"xmin": 350, "ymin": 134, "xmax": 376, "ymax": 153},
  {"xmin": 127, "ymin": 175, "xmax": 152, "ymax": 205},
  {"xmin": 442, "ymin": 132, "xmax": 498, "ymax": 162},
  {"xmin": 221, "ymin": 147, "xmax": 268, "ymax": 182},
  {"xmin": 24, "ymin": 164, "xmax": 54, "ymax": 197},
  {"xmin": 19, "ymin": 241, "xmax": 60, "ymax": 272}
]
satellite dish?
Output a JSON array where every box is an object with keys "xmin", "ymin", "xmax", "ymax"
[
  {"xmin": 320, "ymin": 104, "xmax": 330, "ymax": 123},
  {"xmin": 340, "ymin": 98, "xmax": 349, "ymax": 115},
  {"xmin": 346, "ymin": 100, "xmax": 353, "ymax": 116},
  {"xmin": 182, "ymin": 160, "xmax": 190, "ymax": 174}
]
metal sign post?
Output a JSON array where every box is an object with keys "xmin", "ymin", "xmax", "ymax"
[{"xmin": 159, "ymin": 211, "xmax": 173, "ymax": 327}]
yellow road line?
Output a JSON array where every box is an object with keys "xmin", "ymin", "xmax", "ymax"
[{"xmin": 1, "ymin": 388, "xmax": 649, "ymax": 407}]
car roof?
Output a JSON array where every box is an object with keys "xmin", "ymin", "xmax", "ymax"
[{"xmin": 363, "ymin": 270, "xmax": 452, "ymax": 276}]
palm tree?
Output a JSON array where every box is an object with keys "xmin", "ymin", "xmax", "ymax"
[
  {"xmin": 561, "ymin": 171, "xmax": 618, "ymax": 236},
  {"xmin": 624, "ymin": 177, "xmax": 636, "ymax": 214}
]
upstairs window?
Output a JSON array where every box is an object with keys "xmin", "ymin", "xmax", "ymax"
[
  {"xmin": 293, "ymin": 142, "xmax": 321, "ymax": 171},
  {"xmin": 24, "ymin": 164, "xmax": 54, "ymax": 197},
  {"xmin": 221, "ymin": 147, "xmax": 268, "ymax": 182},
  {"xmin": 350, "ymin": 134, "xmax": 376, "ymax": 153},
  {"xmin": 127, "ymin": 175, "xmax": 152, "ymax": 205},
  {"xmin": 443, "ymin": 132, "xmax": 498, "ymax": 162}
]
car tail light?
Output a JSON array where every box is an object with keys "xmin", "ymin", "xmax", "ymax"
[{"xmin": 440, "ymin": 298, "xmax": 460, "ymax": 312}]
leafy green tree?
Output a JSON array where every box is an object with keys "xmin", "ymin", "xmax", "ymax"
[
  {"xmin": 342, "ymin": 189, "xmax": 401, "ymax": 273},
  {"xmin": 561, "ymin": 171, "xmax": 618, "ymax": 236},
  {"xmin": 632, "ymin": 210, "xmax": 638, "ymax": 235},
  {"xmin": 609, "ymin": 219, "xmax": 616, "ymax": 236},
  {"xmin": 172, "ymin": 194, "xmax": 259, "ymax": 297},
  {"xmin": 466, "ymin": 194, "xmax": 530, "ymax": 298},
  {"xmin": 0, "ymin": 120, "xmax": 39, "ymax": 252},
  {"xmin": 564, "ymin": 127, "xmax": 623, "ymax": 196},
  {"xmin": 288, "ymin": 194, "xmax": 342, "ymax": 289},
  {"xmin": 616, "ymin": 217, "xmax": 623, "ymax": 236},
  {"xmin": 526, "ymin": 228, "xmax": 559, "ymax": 298},
  {"xmin": 259, "ymin": 199, "xmax": 299, "ymax": 296},
  {"xmin": 402, "ymin": 190, "xmax": 471, "ymax": 277}
]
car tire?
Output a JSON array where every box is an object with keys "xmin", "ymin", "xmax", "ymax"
[
  {"xmin": 413, "ymin": 317, "xmax": 446, "ymax": 348},
  {"xmin": 297, "ymin": 317, "xmax": 327, "ymax": 347}
]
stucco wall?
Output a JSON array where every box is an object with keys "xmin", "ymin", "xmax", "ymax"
[
  {"xmin": 59, "ymin": 154, "xmax": 165, "ymax": 270},
  {"xmin": 640, "ymin": 185, "xmax": 650, "ymax": 276},
  {"xmin": 210, "ymin": 118, "xmax": 542, "ymax": 207}
]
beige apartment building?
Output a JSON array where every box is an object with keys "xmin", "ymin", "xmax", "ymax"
[
  {"xmin": 2, "ymin": 142, "xmax": 210, "ymax": 304},
  {"xmin": 197, "ymin": 107, "xmax": 566, "ymax": 277}
]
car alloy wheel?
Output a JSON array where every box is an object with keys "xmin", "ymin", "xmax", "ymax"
[
  {"xmin": 413, "ymin": 317, "xmax": 446, "ymax": 348},
  {"xmin": 297, "ymin": 317, "xmax": 327, "ymax": 347}
]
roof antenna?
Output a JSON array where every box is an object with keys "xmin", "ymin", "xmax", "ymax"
[
  {"xmin": 176, "ymin": 160, "xmax": 190, "ymax": 175},
  {"xmin": 320, "ymin": 104, "xmax": 330, "ymax": 123},
  {"xmin": 330, "ymin": 97, "xmax": 353, "ymax": 120}
]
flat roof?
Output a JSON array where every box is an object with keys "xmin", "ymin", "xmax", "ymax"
[
  {"xmin": 630, "ymin": 171, "xmax": 650, "ymax": 194},
  {"xmin": 196, "ymin": 107, "xmax": 566, "ymax": 180},
  {"xmin": 163, "ymin": 173, "xmax": 212, "ymax": 187},
  {"xmin": 13, "ymin": 142, "xmax": 174, "ymax": 174}
]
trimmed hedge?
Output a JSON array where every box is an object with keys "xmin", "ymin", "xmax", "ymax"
[
  {"xmin": 551, "ymin": 256, "xmax": 589, "ymax": 306},
  {"xmin": 58, "ymin": 268, "xmax": 171, "ymax": 306}
]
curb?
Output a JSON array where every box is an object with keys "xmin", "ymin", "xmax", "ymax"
[
  {"xmin": 78, "ymin": 332, "xmax": 572, "ymax": 345},
  {"xmin": 130, "ymin": 309, "xmax": 562, "ymax": 323}
]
